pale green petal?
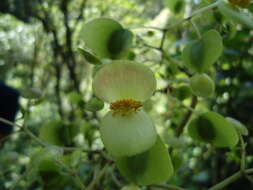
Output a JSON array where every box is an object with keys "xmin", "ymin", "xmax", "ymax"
[
  {"xmin": 100, "ymin": 110, "xmax": 157, "ymax": 157},
  {"xmin": 93, "ymin": 60, "xmax": 156, "ymax": 102}
]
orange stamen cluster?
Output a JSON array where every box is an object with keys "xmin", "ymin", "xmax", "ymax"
[
  {"xmin": 110, "ymin": 99, "xmax": 142, "ymax": 116},
  {"xmin": 229, "ymin": 0, "xmax": 250, "ymax": 8}
]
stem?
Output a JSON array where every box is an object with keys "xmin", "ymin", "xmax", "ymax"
[
  {"xmin": 56, "ymin": 158, "xmax": 86, "ymax": 190},
  {"xmin": 240, "ymin": 135, "xmax": 246, "ymax": 171},
  {"xmin": 0, "ymin": 117, "xmax": 87, "ymax": 189},
  {"xmin": 10, "ymin": 167, "xmax": 33, "ymax": 190},
  {"xmin": 87, "ymin": 163, "xmax": 110, "ymax": 190},
  {"xmin": 175, "ymin": 96, "xmax": 198, "ymax": 137},
  {"xmin": 245, "ymin": 168, "xmax": 253, "ymax": 174},
  {"xmin": 164, "ymin": 1, "xmax": 219, "ymax": 31},
  {"xmin": 129, "ymin": 25, "xmax": 164, "ymax": 31},
  {"xmin": 188, "ymin": 1, "xmax": 219, "ymax": 20},
  {"xmin": 208, "ymin": 171, "xmax": 243, "ymax": 190},
  {"xmin": 130, "ymin": 1, "xmax": 219, "ymax": 32},
  {"xmin": 190, "ymin": 20, "xmax": 201, "ymax": 39},
  {"xmin": 150, "ymin": 184, "xmax": 187, "ymax": 190}
]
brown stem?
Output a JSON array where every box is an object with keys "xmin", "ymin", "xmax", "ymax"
[
  {"xmin": 61, "ymin": 0, "xmax": 80, "ymax": 92},
  {"xmin": 175, "ymin": 96, "xmax": 198, "ymax": 137}
]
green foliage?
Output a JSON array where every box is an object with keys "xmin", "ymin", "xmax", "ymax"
[
  {"xmin": 78, "ymin": 47, "xmax": 101, "ymax": 65},
  {"xmin": 116, "ymin": 136, "xmax": 174, "ymax": 185},
  {"xmin": 190, "ymin": 73, "xmax": 215, "ymax": 98},
  {"xmin": 226, "ymin": 117, "xmax": 249, "ymax": 136},
  {"xmin": 85, "ymin": 97, "xmax": 104, "ymax": 112},
  {"xmin": 182, "ymin": 30, "xmax": 223, "ymax": 73},
  {"xmin": 218, "ymin": 0, "xmax": 253, "ymax": 29},
  {"xmin": 188, "ymin": 112, "xmax": 239, "ymax": 147},
  {"xmin": 81, "ymin": 18, "xmax": 133, "ymax": 59},
  {"xmin": 1, "ymin": 0, "xmax": 253, "ymax": 189}
]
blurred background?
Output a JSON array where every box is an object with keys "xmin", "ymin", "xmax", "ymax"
[{"xmin": 0, "ymin": 0, "xmax": 253, "ymax": 189}]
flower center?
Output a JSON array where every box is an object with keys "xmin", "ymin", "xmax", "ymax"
[{"xmin": 110, "ymin": 99, "xmax": 142, "ymax": 116}]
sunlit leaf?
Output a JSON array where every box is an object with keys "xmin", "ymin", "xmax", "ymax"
[
  {"xmin": 116, "ymin": 136, "xmax": 174, "ymax": 185},
  {"xmin": 188, "ymin": 112, "xmax": 239, "ymax": 147}
]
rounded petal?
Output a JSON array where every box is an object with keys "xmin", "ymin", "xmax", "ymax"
[
  {"xmin": 100, "ymin": 110, "xmax": 157, "ymax": 157},
  {"xmin": 93, "ymin": 60, "xmax": 156, "ymax": 102},
  {"xmin": 188, "ymin": 112, "xmax": 239, "ymax": 147},
  {"xmin": 81, "ymin": 18, "xmax": 122, "ymax": 58}
]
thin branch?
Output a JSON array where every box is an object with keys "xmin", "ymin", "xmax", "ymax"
[
  {"xmin": 175, "ymin": 96, "xmax": 198, "ymax": 137},
  {"xmin": 128, "ymin": 25, "xmax": 164, "ymax": 31},
  {"xmin": 240, "ymin": 135, "xmax": 246, "ymax": 171},
  {"xmin": 150, "ymin": 184, "xmax": 187, "ymax": 190},
  {"xmin": 73, "ymin": 0, "xmax": 87, "ymax": 32},
  {"xmin": 164, "ymin": 1, "xmax": 219, "ymax": 32},
  {"xmin": 0, "ymin": 117, "xmax": 86, "ymax": 189},
  {"xmin": 61, "ymin": 0, "xmax": 80, "ymax": 92},
  {"xmin": 136, "ymin": 35, "xmax": 160, "ymax": 50},
  {"xmin": 87, "ymin": 163, "xmax": 111, "ymax": 190},
  {"xmin": 190, "ymin": 20, "xmax": 201, "ymax": 39},
  {"xmin": 208, "ymin": 171, "xmax": 243, "ymax": 190}
]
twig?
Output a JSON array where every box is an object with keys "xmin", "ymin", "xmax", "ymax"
[
  {"xmin": 150, "ymin": 184, "xmax": 187, "ymax": 190},
  {"xmin": 208, "ymin": 171, "xmax": 243, "ymax": 190},
  {"xmin": 190, "ymin": 20, "xmax": 201, "ymax": 39},
  {"xmin": 136, "ymin": 35, "xmax": 160, "ymax": 50},
  {"xmin": 0, "ymin": 117, "xmax": 87, "ymax": 189},
  {"xmin": 164, "ymin": 1, "xmax": 219, "ymax": 32},
  {"xmin": 86, "ymin": 163, "xmax": 110, "ymax": 190},
  {"xmin": 175, "ymin": 96, "xmax": 198, "ymax": 137},
  {"xmin": 240, "ymin": 135, "xmax": 246, "ymax": 171}
]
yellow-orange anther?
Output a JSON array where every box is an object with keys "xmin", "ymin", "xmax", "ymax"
[
  {"xmin": 110, "ymin": 99, "xmax": 142, "ymax": 116},
  {"xmin": 229, "ymin": 0, "xmax": 250, "ymax": 8}
]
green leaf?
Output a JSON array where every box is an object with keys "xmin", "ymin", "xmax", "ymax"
[
  {"xmin": 164, "ymin": 0, "xmax": 185, "ymax": 13},
  {"xmin": 190, "ymin": 40, "xmax": 205, "ymax": 73},
  {"xmin": 188, "ymin": 112, "xmax": 239, "ymax": 147},
  {"xmin": 39, "ymin": 120, "xmax": 65, "ymax": 146},
  {"xmin": 116, "ymin": 136, "xmax": 174, "ymax": 186},
  {"xmin": 68, "ymin": 92, "xmax": 83, "ymax": 105},
  {"xmin": 39, "ymin": 121, "xmax": 79, "ymax": 146},
  {"xmin": 218, "ymin": 0, "xmax": 253, "ymax": 29},
  {"xmin": 81, "ymin": 18, "xmax": 122, "ymax": 58},
  {"xmin": 190, "ymin": 73, "xmax": 215, "ymax": 98},
  {"xmin": 201, "ymin": 30, "xmax": 223, "ymax": 71},
  {"xmin": 78, "ymin": 47, "xmax": 101, "ymax": 64},
  {"xmin": 226, "ymin": 117, "xmax": 249, "ymax": 136},
  {"xmin": 85, "ymin": 97, "xmax": 104, "ymax": 112},
  {"xmin": 107, "ymin": 28, "xmax": 133, "ymax": 57},
  {"xmin": 182, "ymin": 30, "xmax": 223, "ymax": 73},
  {"xmin": 171, "ymin": 151, "xmax": 183, "ymax": 171},
  {"xmin": 172, "ymin": 85, "xmax": 192, "ymax": 101}
]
